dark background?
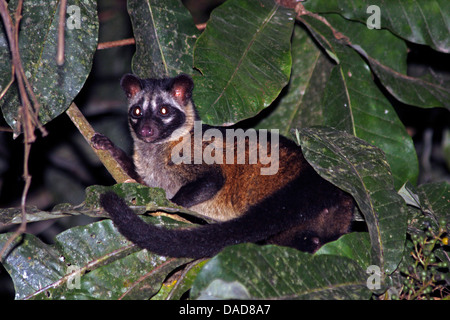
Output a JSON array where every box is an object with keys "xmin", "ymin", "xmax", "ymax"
[{"xmin": 0, "ymin": 0, "xmax": 449, "ymax": 299}]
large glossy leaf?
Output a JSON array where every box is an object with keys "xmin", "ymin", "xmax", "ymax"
[
  {"xmin": 254, "ymin": 24, "xmax": 327, "ymax": 135},
  {"xmin": 0, "ymin": 182, "xmax": 197, "ymax": 299},
  {"xmin": 152, "ymin": 259, "xmax": 208, "ymax": 300},
  {"xmin": 300, "ymin": 14, "xmax": 418, "ymax": 188},
  {"xmin": 127, "ymin": 0, "xmax": 200, "ymax": 78},
  {"xmin": 0, "ymin": 217, "xmax": 190, "ymax": 300},
  {"xmin": 0, "ymin": 182, "xmax": 190, "ymax": 226},
  {"xmin": 301, "ymin": 2, "xmax": 450, "ymax": 110},
  {"xmin": 360, "ymin": 52, "xmax": 450, "ymax": 111},
  {"xmin": 416, "ymin": 182, "xmax": 450, "ymax": 220},
  {"xmin": 193, "ymin": 0, "xmax": 295, "ymax": 125},
  {"xmin": 303, "ymin": 0, "xmax": 450, "ymax": 53},
  {"xmin": 298, "ymin": 127, "xmax": 408, "ymax": 275},
  {"xmin": 1, "ymin": 180, "xmax": 222, "ymax": 299},
  {"xmin": 320, "ymin": 13, "xmax": 449, "ymax": 111},
  {"xmin": 401, "ymin": 181, "xmax": 450, "ymax": 231},
  {"xmin": 313, "ymin": 13, "xmax": 408, "ymax": 74},
  {"xmin": 0, "ymin": 0, "xmax": 98, "ymax": 134},
  {"xmin": 190, "ymin": 243, "xmax": 372, "ymax": 300},
  {"xmin": 315, "ymin": 232, "xmax": 372, "ymax": 271}
]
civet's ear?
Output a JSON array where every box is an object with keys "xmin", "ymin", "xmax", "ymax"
[
  {"xmin": 120, "ymin": 74, "xmax": 143, "ymax": 99},
  {"xmin": 170, "ymin": 74, "xmax": 194, "ymax": 105}
]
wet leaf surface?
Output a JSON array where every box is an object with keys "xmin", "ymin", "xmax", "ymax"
[{"xmin": 0, "ymin": 0, "xmax": 98, "ymax": 134}]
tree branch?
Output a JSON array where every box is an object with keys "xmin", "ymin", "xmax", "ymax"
[{"xmin": 65, "ymin": 102, "xmax": 132, "ymax": 183}]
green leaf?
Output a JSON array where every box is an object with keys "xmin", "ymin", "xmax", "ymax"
[
  {"xmin": 0, "ymin": 182, "xmax": 207, "ymax": 299},
  {"xmin": 401, "ymin": 182, "xmax": 449, "ymax": 270},
  {"xmin": 405, "ymin": 181, "xmax": 450, "ymax": 233},
  {"xmin": 127, "ymin": 0, "xmax": 200, "ymax": 78},
  {"xmin": 300, "ymin": 14, "xmax": 418, "ymax": 188},
  {"xmin": 303, "ymin": 0, "xmax": 450, "ymax": 53},
  {"xmin": 416, "ymin": 182, "xmax": 450, "ymax": 220},
  {"xmin": 0, "ymin": 234, "xmax": 66, "ymax": 300},
  {"xmin": 315, "ymin": 232, "xmax": 372, "ymax": 270},
  {"xmin": 190, "ymin": 243, "xmax": 372, "ymax": 300},
  {"xmin": 400, "ymin": 181, "xmax": 449, "ymax": 230},
  {"xmin": 0, "ymin": 206, "xmax": 76, "ymax": 225},
  {"xmin": 315, "ymin": 13, "xmax": 450, "ymax": 110},
  {"xmin": 0, "ymin": 0, "xmax": 98, "ymax": 134},
  {"xmin": 254, "ymin": 24, "xmax": 328, "ymax": 135},
  {"xmin": 0, "ymin": 217, "xmax": 190, "ymax": 300},
  {"xmin": 398, "ymin": 182, "xmax": 422, "ymax": 208},
  {"xmin": 298, "ymin": 127, "xmax": 408, "ymax": 275},
  {"xmin": 193, "ymin": 0, "xmax": 295, "ymax": 125},
  {"xmin": 302, "ymin": 3, "xmax": 450, "ymax": 108},
  {"xmin": 0, "ymin": 182, "xmax": 205, "ymax": 226},
  {"xmin": 359, "ymin": 51, "xmax": 450, "ymax": 111}
]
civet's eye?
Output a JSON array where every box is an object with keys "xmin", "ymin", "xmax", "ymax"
[
  {"xmin": 159, "ymin": 105, "xmax": 170, "ymax": 116},
  {"xmin": 130, "ymin": 105, "xmax": 142, "ymax": 118}
]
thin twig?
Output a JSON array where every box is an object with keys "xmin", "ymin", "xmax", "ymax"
[
  {"xmin": 0, "ymin": 0, "xmax": 30, "ymax": 140},
  {"xmin": 0, "ymin": 0, "xmax": 46, "ymax": 140},
  {"xmin": 118, "ymin": 258, "xmax": 179, "ymax": 300},
  {"xmin": 0, "ymin": 0, "xmax": 44, "ymax": 261},
  {"xmin": 13, "ymin": 1, "xmax": 46, "ymax": 137},
  {"xmin": 0, "ymin": 65, "xmax": 15, "ymax": 101},
  {"xmin": 97, "ymin": 37, "xmax": 135, "ymax": 50},
  {"xmin": 0, "ymin": 115, "xmax": 32, "ymax": 261},
  {"xmin": 11, "ymin": 0, "xmax": 34, "ymax": 141},
  {"xmin": 19, "ymin": 135, "xmax": 32, "ymax": 236},
  {"xmin": 295, "ymin": 3, "xmax": 350, "ymax": 43},
  {"xmin": 57, "ymin": 0, "xmax": 67, "ymax": 65}
]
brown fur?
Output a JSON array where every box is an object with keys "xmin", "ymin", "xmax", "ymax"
[{"xmin": 156, "ymin": 126, "xmax": 309, "ymax": 221}]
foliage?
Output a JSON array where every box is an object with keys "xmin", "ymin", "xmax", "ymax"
[
  {"xmin": 0, "ymin": 0, "xmax": 98, "ymax": 136},
  {"xmin": 0, "ymin": 0, "xmax": 449, "ymax": 300}
]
